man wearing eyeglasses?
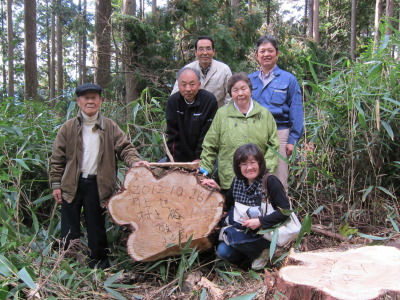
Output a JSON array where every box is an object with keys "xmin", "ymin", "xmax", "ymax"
[{"xmin": 171, "ymin": 36, "xmax": 232, "ymax": 108}]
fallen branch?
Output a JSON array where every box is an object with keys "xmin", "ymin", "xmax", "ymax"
[
  {"xmin": 198, "ymin": 277, "xmax": 224, "ymax": 300},
  {"xmin": 311, "ymin": 225, "xmax": 349, "ymax": 242}
]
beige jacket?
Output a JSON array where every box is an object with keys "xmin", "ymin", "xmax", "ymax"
[
  {"xmin": 49, "ymin": 113, "xmax": 140, "ymax": 205},
  {"xmin": 171, "ymin": 59, "xmax": 232, "ymax": 108}
]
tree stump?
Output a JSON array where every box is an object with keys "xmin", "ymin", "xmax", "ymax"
[
  {"xmin": 107, "ymin": 167, "xmax": 224, "ymax": 261},
  {"xmin": 275, "ymin": 246, "xmax": 400, "ymax": 300}
]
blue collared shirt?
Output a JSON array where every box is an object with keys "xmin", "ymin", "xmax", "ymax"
[{"xmin": 249, "ymin": 66, "xmax": 303, "ymax": 145}]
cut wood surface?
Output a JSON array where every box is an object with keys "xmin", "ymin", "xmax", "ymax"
[
  {"xmin": 108, "ymin": 167, "xmax": 224, "ymax": 261},
  {"xmin": 276, "ymin": 246, "xmax": 400, "ymax": 300}
]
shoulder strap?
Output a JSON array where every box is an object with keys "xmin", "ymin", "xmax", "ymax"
[{"xmin": 262, "ymin": 173, "xmax": 272, "ymax": 197}]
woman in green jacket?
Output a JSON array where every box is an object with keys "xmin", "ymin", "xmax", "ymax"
[{"xmin": 200, "ymin": 72, "xmax": 279, "ymax": 203}]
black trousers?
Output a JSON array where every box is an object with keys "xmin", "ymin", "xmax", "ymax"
[{"xmin": 61, "ymin": 176, "xmax": 109, "ymax": 262}]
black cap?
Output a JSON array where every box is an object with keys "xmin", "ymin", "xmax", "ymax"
[{"xmin": 75, "ymin": 83, "xmax": 103, "ymax": 97}]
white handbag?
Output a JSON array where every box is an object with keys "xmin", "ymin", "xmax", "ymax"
[
  {"xmin": 260, "ymin": 174, "xmax": 301, "ymax": 247},
  {"xmin": 260, "ymin": 201, "xmax": 301, "ymax": 247}
]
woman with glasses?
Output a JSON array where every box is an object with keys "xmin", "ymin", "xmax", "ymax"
[
  {"xmin": 200, "ymin": 72, "xmax": 279, "ymax": 209},
  {"xmin": 201, "ymin": 143, "xmax": 290, "ymax": 269}
]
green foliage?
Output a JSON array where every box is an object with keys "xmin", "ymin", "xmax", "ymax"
[{"xmin": 293, "ymin": 28, "xmax": 400, "ymax": 226}]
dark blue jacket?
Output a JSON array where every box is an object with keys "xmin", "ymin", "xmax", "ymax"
[{"xmin": 249, "ymin": 66, "xmax": 304, "ymax": 145}]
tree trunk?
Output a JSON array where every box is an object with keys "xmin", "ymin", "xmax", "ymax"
[
  {"xmin": 325, "ymin": 0, "xmax": 330, "ymax": 48},
  {"xmin": 82, "ymin": 0, "xmax": 87, "ymax": 83},
  {"xmin": 1, "ymin": 1, "xmax": 6, "ymax": 97},
  {"xmin": 56, "ymin": 0, "xmax": 63, "ymax": 97},
  {"xmin": 7, "ymin": 0, "xmax": 14, "ymax": 97},
  {"xmin": 266, "ymin": 0, "xmax": 271, "ymax": 25},
  {"xmin": 107, "ymin": 167, "xmax": 224, "ymax": 262},
  {"xmin": 122, "ymin": 0, "xmax": 139, "ymax": 122},
  {"xmin": 78, "ymin": 0, "xmax": 83, "ymax": 85},
  {"xmin": 308, "ymin": 0, "xmax": 313, "ymax": 38},
  {"xmin": 24, "ymin": 0, "xmax": 38, "ymax": 100},
  {"xmin": 385, "ymin": 0, "xmax": 394, "ymax": 35},
  {"xmin": 374, "ymin": 0, "xmax": 383, "ymax": 49},
  {"xmin": 248, "ymin": 0, "xmax": 252, "ymax": 13},
  {"xmin": 312, "ymin": 0, "xmax": 319, "ymax": 43},
  {"xmin": 139, "ymin": 0, "xmax": 143, "ymax": 19},
  {"xmin": 303, "ymin": 0, "xmax": 308, "ymax": 36},
  {"xmin": 152, "ymin": 0, "xmax": 156, "ymax": 16},
  {"xmin": 50, "ymin": 0, "xmax": 56, "ymax": 104},
  {"xmin": 231, "ymin": 0, "xmax": 239, "ymax": 19},
  {"xmin": 275, "ymin": 246, "xmax": 400, "ymax": 299},
  {"xmin": 94, "ymin": 0, "xmax": 112, "ymax": 91},
  {"xmin": 350, "ymin": 0, "xmax": 357, "ymax": 60}
]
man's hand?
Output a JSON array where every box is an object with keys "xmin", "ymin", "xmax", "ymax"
[
  {"xmin": 134, "ymin": 160, "xmax": 150, "ymax": 167},
  {"xmin": 241, "ymin": 218, "xmax": 261, "ymax": 230},
  {"xmin": 286, "ymin": 144, "xmax": 294, "ymax": 157},
  {"xmin": 53, "ymin": 188, "xmax": 63, "ymax": 204}
]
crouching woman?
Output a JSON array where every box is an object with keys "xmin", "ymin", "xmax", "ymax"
[{"xmin": 201, "ymin": 143, "xmax": 290, "ymax": 269}]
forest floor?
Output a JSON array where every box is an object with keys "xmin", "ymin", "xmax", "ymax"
[{"xmin": 107, "ymin": 207, "xmax": 400, "ymax": 300}]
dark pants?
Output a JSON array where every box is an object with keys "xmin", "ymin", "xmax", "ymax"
[
  {"xmin": 216, "ymin": 239, "xmax": 269, "ymax": 264},
  {"xmin": 61, "ymin": 176, "xmax": 109, "ymax": 267}
]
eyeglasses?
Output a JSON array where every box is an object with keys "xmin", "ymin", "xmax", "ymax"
[
  {"xmin": 197, "ymin": 47, "xmax": 213, "ymax": 53},
  {"xmin": 239, "ymin": 161, "xmax": 258, "ymax": 168}
]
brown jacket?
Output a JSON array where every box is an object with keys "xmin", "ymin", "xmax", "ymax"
[{"xmin": 49, "ymin": 113, "xmax": 140, "ymax": 204}]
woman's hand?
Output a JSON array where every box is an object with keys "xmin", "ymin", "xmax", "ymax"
[
  {"xmin": 200, "ymin": 178, "xmax": 220, "ymax": 191},
  {"xmin": 241, "ymin": 218, "xmax": 261, "ymax": 230}
]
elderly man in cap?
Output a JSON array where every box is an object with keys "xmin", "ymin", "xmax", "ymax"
[{"xmin": 50, "ymin": 83, "xmax": 146, "ymax": 269}]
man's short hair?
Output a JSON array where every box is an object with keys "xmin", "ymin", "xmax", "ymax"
[
  {"xmin": 227, "ymin": 72, "xmax": 252, "ymax": 97},
  {"xmin": 255, "ymin": 35, "xmax": 279, "ymax": 53},
  {"xmin": 233, "ymin": 143, "xmax": 268, "ymax": 180},
  {"xmin": 177, "ymin": 67, "xmax": 201, "ymax": 82},
  {"xmin": 195, "ymin": 36, "xmax": 215, "ymax": 50}
]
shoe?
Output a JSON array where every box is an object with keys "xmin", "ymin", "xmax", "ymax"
[
  {"xmin": 251, "ymin": 248, "xmax": 269, "ymax": 270},
  {"xmin": 89, "ymin": 258, "xmax": 110, "ymax": 270}
]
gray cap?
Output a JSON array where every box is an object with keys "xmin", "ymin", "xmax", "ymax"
[{"xmin": 75, "ymin": 83, "xmax": 103, "ymax": 97}]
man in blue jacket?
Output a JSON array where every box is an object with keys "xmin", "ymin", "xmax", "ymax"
[{"xmin": 249, "ymin": 35, "xmax": 303, "ymax": 191}]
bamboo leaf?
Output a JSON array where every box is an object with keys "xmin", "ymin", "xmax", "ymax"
[
  {"xmin": 377, "ymin": 186, "xmax": 396, "ymax": 199},
  {"xmin": 357, "ymin": 232, "xmax": 388, "ymax": 240},
  {"xmin": 381, "ymin": 121, "xmax": 394, "ymax": 140},
  {"xmin": 269, "ymin": 229, "xmax": 279, "ymax": 260},
  {"xmin": 31, "ymin": 210, "xmax": 39, "ymax": 234},
  {"xmin": 17, "ymin": 268, "xmax": 37, "ymax": 289},
  {"xmin": 200, "ymin": 288, "xmax": 207, "ymax": 300},
  {"xmin": 362, "ymin": 186, "xmax": 374, "ymax": 202},
  {"xmin": 378, "ymin": 34, "xmax": 390, "ymax": 50},
  {"xmin": 104, "ymin": 270, "xmax": 124, "ymax": 287},
  {"xmin": 367, "ymin": 62, "xmax": 383, "ymax": 80},
  {"xmin": 227, "ymin": 292, "xmax": 258, "ymax": 300},
  {"xmin": 66, "ymin": 101, "xmax": 76, "ymax": 120},
  {"xmin": 105, "ymin": 287, "xmax": 127, "ymax": 300},
  {"xmin": 312, "ymin": 206, "xmax": 324, "ymax": 215},
  {"xmin": 388, "ymin": 216, "xmax": 399, "ymax": 233},
  {"xmin": 307, "ymin": 58, "xmax": 319, "ymax": 84},
  {"xmin": 0, "ymin": 255, "xmax": 18, "ymax": 277},
  {"xmin": 32, "ymin": 193, "xmax": 53, "ymax": 205},
  {"xmin": 0, "ymin": 227, "xmax": 8, "ymax": 246},
  {"xmin": 12, "ymin": 159, "xmax": 31, "ymax": 171},
  {"xmin": 295, "ymin": 214, "xmax": 311, "ymax": 248}
]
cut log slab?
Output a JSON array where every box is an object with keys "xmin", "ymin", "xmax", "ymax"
[
  {"xmin": 276, "ymin": 246, "xmax": 400, "ymax": 300},
  {"xmin": 107, "ymin": 167, "xmax": 224, "ymax": 262}
]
